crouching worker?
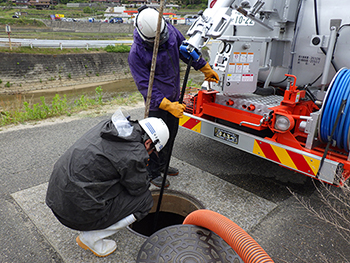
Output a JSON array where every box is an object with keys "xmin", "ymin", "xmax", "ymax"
[{"xmin": 45, "ymin": 110, "xmax": 169, "ymax": 257}]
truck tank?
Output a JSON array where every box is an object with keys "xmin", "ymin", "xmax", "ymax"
[
  {"xmin": 208, "ymin": 0, "xmax": 350, "ymax": 93},
  {"xmin": 289, "ymin": 0, "xmax": 350, "ymax": 87}
]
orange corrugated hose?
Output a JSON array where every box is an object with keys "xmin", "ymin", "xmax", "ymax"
[{"xmin": 183, "ymin": 209, "xmax": 274, "ymax": 263}]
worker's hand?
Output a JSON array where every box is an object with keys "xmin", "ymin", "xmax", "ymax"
[
  {"xmin": 199, "ymin": 62, "xmax": 219, "ymax": 83},
  {"xmin": 159, "ymin": 98, "xmax": 186, "ymax": 118}
]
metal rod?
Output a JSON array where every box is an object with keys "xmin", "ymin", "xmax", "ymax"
[
  {"xmin": 153, "ymin": 57, "xmax": 193, "ymax": 233},
  {"xmin": 320, "ymin": 26, "xmax": 337, "ymax": 92}
]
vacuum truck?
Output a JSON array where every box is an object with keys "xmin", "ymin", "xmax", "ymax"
[{"xmin": 179, "ymin": 0, "xmax": 350, "ymax": 186}]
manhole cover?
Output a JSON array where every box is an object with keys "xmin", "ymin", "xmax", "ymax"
[{"xmin": 136, "ymin": 224, "xmax": 243, "ymax": 263}]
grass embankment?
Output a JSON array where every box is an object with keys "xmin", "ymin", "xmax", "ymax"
[
  {"xmin": 0, "ymin": 4, "xmax": 130, "ymax": 39},
  {"xmin": 0, "ymin": 46, "xmax": 105, "ymax": 54},
  {"xmin": 0, "ymin": 78, "xmax": 201, "ymax": 128},
  {"xmin": 0, "ymin": 17, "xmax": 45, "ymax": 26},
  {"xmin": 0, "ymin": 43, "xmax": 130, "ymax": 54},
  {"xmin": 0, "ymin": 86, "xmax": 143, "ymax": 128},
  {"xmin": 0, "ymin": 16, "xmax": 132, "ymax": 40},
  {"xmin": 0, "ymin": 17, "xmax": 132, "ymax": 40},
  {"xmin": 0, "ymin": 29, "xmax": 132, "ymax": 40},
  {"xmin": 0, "ymin": 4, "xmax": 104, "ymax": 21}
]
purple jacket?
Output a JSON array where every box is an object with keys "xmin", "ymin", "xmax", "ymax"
[{"xmin": 128, "ymin": 23, "xmax": 207, "ymax": 111}]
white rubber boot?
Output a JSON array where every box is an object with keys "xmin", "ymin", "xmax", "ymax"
[{"xmin": 76, "ymin": 214, "xmax": 136, "ymax": 257}]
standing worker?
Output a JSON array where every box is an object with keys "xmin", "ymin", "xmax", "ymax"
[
  {"xmin": 46, "ymin": 111, "xmax": 169, "ymax": 257},
  {"xmin": 128, "ymin": 5, "xmax": 219, "ymax": 188}
]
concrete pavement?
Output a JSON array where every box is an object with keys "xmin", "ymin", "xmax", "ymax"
[{"xmin": 1, "ymin": 105, "xmax": 349, "ymax": 262}]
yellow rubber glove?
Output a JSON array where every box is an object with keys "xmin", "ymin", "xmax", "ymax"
[
  {"xmin": 199, "ymin": 62, "xmax": 219, "ymax": 83},
  {"xmin": 159, "ymin": 98, "xmax": 186, "ymax": 118}
]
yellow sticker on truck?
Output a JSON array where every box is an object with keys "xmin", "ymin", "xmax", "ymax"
[{"xmin": 253, "ymin": 139, "xmax": 320, "ymax": 176}]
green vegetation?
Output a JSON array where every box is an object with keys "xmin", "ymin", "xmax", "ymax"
[
  {"xmin": 104, "ymin": 44, "xmax": 130, "ymax": 53},
  {"xmin": 0, "ymin": 87, "xmax": 143, "ymax": 127},
  {"xmin": 179, "ymin": 0, "xmax": 207, "ymax": 10},
  {"xmin": 112, "ymin": 90, "xmax": 143, "ymax": 106},
  {"xmin": 0, "ymin": 46, "xmax": 99, "ymax": 54},
  {"xmin": 83, "ymin": 6, "xmax": 92, "ymax": 14},
  {"xmin": 0, "ymin": 4, "xmax": 102, "ymax": 20},
  {"xmin": 0, "ymin": 17, "xmax": 46, "ymax": 27},
  {"xmin": 0, "ymin": 29, "xmax": 131, "ymax": 40},
  {"xmin": 0, "ymin": 44, "xmax": 130, "ymax": 54}
]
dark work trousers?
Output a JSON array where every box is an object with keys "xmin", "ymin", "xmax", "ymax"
[
  {"xmin": 52, "ymin": 188, "xmax": 153, "ymax": 231},
  {"xmin": 148, "ymin": 109, "xmax": 179, "ymax": 179}
]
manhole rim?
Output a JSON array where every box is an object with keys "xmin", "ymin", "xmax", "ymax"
[
  {"xmin": 127, "ymin": 189, "xmax": 205, "ymax": 239},
  {"xmin": 150, "ymin": 188, "xmax": 206, "ymax": 209}
]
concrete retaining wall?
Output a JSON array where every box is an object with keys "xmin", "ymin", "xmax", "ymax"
[{"xmin": 0, "ymin": 52, "xmax": 132, "ymax": 93}]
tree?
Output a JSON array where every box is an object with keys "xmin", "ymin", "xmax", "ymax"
[{"xmin": 83, "ymin": 6, "xmax": 92, "ymax": 14}]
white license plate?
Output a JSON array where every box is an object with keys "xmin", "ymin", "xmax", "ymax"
[
  {"xmin": 232, "ymin": 12, "xmax": 255, "ymax": 26},
  {"xmin": 214, "ymin": 127, "xmax": 239, "ymax": 144}
]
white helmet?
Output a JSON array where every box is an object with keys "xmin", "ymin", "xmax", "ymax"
[
  {"xmin": 135, "ymin": 6, "xmax": 169, "ymax": 45},
  {"xmin": 139, "ymin": 117, "xmax": 169, "ymax": 152}
]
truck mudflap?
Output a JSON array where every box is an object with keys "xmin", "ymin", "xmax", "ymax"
[{"xmin": 180, "ymin": 113, "xmax": 346, "ymax": 186}]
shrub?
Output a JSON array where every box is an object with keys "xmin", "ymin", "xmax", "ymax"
[
  {"xmin": 83, "ymin": 6, "xmax": 92, "ymax": 13},
  {"xmin": 104, "ymin": 45, "xmax": 130, "ymax": 53}
]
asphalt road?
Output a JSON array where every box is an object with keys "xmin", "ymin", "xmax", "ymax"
[{"xmin": 0, "ymin": 106, "xmax": 349, "ymax": 263}]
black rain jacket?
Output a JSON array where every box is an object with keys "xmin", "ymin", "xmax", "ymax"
[{"xmin": 45, "ymin": 119, "xmax": 153, "ymax": 231}]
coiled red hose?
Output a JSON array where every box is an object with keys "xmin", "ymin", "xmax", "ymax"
[{"xmin": 183, "ymin": 209, "xmax": 274, "ymax": 263}]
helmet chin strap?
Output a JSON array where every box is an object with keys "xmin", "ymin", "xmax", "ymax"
[
  {"xmin": 135, "ymin": 5, "xmax": 168, "ymax": 46},
  {"xmin": 143, "ymin": 27, "xmax": 169, "ymax": 48}
]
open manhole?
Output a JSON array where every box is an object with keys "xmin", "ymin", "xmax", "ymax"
[{"xmin": 128, "ymin": 189, "xmax": 205, "ymax": 238}]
